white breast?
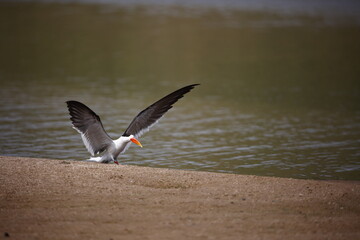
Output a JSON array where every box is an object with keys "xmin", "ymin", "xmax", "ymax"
[{"xmin": 112, "ymin": 136, "xmax": 132, "ymax": 159}]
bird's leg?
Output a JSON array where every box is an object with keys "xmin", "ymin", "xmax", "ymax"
[{"xmin": 112, "ymin": 156, "xmax": 119, "ymax": 165}]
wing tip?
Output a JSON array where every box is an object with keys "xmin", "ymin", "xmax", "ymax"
[
  {"xmin": 181, "ymin": 83, "xmax": 200, "ymax": 93},
  {"xmin": 66, "ymin": 100, "xmax": 84, "ymax": 109},
  {"xmin": 66, "ymin": 100, "xmax": 76, "ymax": 106},
  {"xmin": 187, "ymin": 83, "xmax": 200, "ymax": 89}
]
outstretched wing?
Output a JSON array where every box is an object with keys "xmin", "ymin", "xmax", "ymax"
[
  {"xmin": 123, "ymin": 84, "xmax": 199, "ymax": 138},
  {"xmin": 66, "ymin": 101, "xmax": 113, "ymax": 156}
]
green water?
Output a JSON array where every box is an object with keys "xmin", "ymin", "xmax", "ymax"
[{"xmin": 0, "ymin": 2, "xmax": 359, "ymax": 180}]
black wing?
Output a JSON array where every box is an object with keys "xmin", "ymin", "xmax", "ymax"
[
  {"xmin": 66, "ymin": 101, "xmax": 113, "ymax": 156},
  {"xmin": 123, "ymin": 84, "xmax": 199, "ymax": 138}
]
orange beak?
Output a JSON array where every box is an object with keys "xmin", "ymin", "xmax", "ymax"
[{"xmin": 130, "ymin": 137, "xmax": 143, "ymax": 148}]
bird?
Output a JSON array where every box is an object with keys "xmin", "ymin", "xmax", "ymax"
[{"xmin": 66, "ymin": 84, "xmax": 199, "ymax": 164}]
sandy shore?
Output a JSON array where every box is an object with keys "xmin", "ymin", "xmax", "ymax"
[{"xmin": 0, "ymin": 156, "xmax": 359, "ymax": 240}]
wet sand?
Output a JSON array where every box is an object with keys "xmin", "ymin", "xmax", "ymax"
[{"xmin": 0, "ymin": 156, "xmax": 359, "ymax": 239}]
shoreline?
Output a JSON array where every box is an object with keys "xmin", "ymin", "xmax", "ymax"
[{"xmin": 1, "ymin": 156, "xmax": 359, "ymax": 239}]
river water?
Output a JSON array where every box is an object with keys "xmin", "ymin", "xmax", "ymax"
[{"xmin": 0, "ymin": 1, "xmax": 359, "ymax": 180}]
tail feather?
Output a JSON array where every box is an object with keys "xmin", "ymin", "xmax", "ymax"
[{"xmin": 85, "ymin": 156, "xmax": 103, "ymax": 162}]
